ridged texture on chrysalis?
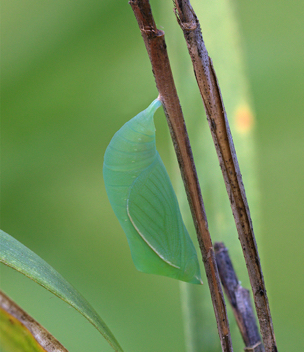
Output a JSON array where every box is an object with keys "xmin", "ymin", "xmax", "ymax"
[{"xmin": 103, "ymin": 98, "xmax": 202, "ymax": 284}]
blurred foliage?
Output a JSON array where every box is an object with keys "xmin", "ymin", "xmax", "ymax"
[
  {"xmin": 1, "ymin": 0, "xmax": 303, "ymax": 351},
  {"xmin": 0, "ymin": 229, "xmax": 122, "ymax": 351}
]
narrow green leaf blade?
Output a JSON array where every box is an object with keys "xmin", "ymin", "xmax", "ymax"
[{"xmin": 0, "ymin": 230, "xmax": 123, "ymax": 352}]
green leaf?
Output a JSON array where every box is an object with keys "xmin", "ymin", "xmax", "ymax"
[
  {"xmin": 0, "ymin": 308, "xmax": 46, "ymax": 352},
  {"xmin": 0, "ymin": 290, "xmax": 67, "ymax": 352},
  {"xmin": 0, "ymin": 230, "xmax": 123, "ymax": 352}
]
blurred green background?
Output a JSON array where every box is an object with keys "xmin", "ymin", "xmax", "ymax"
[{"xmin": 1, "ymin": 0, "xmax": 303, "ymax": 351}]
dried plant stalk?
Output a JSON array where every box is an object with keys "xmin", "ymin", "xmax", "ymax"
[
  {"xmin": 173, "ymin": 1, "xmax": 277, "ymax": 351},
  {"xmin": 130, "ymin": 1, "xmax": 233, "ymax": 350}
]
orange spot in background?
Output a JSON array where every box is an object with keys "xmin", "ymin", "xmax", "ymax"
[{"xmin": 234, "ymin": 105, "xmax": 255, "ymax": 134}]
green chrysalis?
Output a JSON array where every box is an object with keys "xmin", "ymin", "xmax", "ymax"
[{"xmin": 103, "ymin": 98, "xmax": 202, "ymax": 284}]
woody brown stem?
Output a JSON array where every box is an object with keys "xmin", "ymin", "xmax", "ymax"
[
  {"xmin": 129, "ymin": 1, "xmax": 233, "ymax": 351},
  {"xmin": 173, "ymin": 1, "xmax": 277, "ymax": 351}
]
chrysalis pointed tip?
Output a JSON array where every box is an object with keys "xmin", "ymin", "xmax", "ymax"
[
  {"xmin": 146, "ymin": 98, "xmax": 162, "ymax": 116},
  {"xmin": 191, "ymin": 276, "xmax": 203, "ymax": 285}
]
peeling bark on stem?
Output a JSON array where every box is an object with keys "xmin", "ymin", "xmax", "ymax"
[
  {"xmin": 173, "ymin": 1, "xmax": 277, "ymax": 351},
  {"xmin": 129, "ymin": 1, "xmax": 233, "ymax": 351},
  {"xmin": 215, "ymin": 242, "xmax": 265, "ymax": 352}
]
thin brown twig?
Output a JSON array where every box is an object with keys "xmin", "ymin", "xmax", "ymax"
[
  {"xmin": 173, "ymin": 1, "xmax": 277, "ymax": 351},
  {"xmin": 214, "ymin": 242, "xmax": 265, "ymax": 352},
  {"xmin": 129, "ymin": 1, "xmax": 233, "ymax": 351}
]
